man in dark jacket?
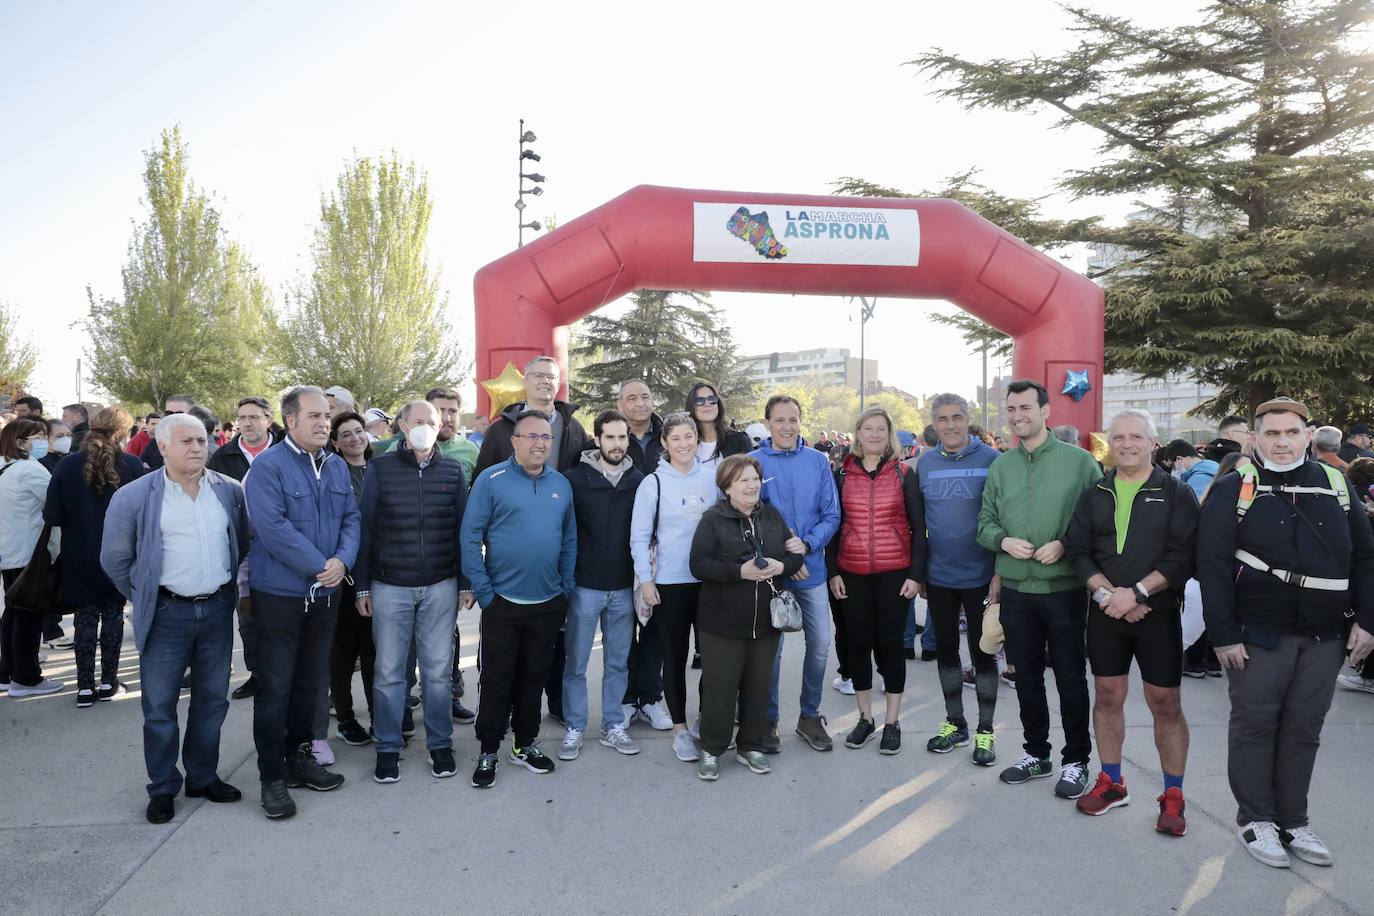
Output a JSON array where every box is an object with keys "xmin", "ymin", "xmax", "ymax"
[
  {"xmin": 140, "ymin": 394, "xmax": 197, "ymax": 471},
  {"xmin": 355, "ymin": 400, "xmax": 471, "ymax": 784},
  {"xmin": 1066, "ymin": 408, "xmax": 1199, "ymax": 836},
  {"xmin": 473, "ymin": 355, "xmax": 588, "ymax": 722},
  {"xmin": 616, "ymin": 380, "xmax": 663, "ymax": 473},
  {"xmin": 474, "ymin": 356, "xmax": 589, "ymax": 476},
  {"xmin": 62, "ymin": 403, "xmax": 90, "ymax": 453},
  {"xmin": 559, "ymin": 409, "xmax": 645, "ymax": 761},
  {"xmin": 1198, "ymin": 397, "xmax": 1374, "ymax": 869},
  {"xmin": 206, "ymin": 395, "xmax": 282, "ymax": 700},
  {"xmin": 243, "ymin": 386, "xmax": 359, "ymax": 818}
]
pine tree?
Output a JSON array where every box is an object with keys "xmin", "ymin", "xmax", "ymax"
[
  {"xmin": 569, "ymin": 290, "xmax": 756, "ymax": 415},
  {"xmin": 851, "ymin": 2, "xmax": 1374, "ymax": 424}
]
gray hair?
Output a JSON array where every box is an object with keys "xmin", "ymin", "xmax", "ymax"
[
  {"xmin": 399, "ymin": 399, "xmax": 435, "ymax": 424},
  {"xmin": 281, "ymin": 385, "xmax": 325, "ymax": 420},
  {"xmin": 155, "ymin": 412, "xmax": 208, "ymax": 446},
  {"xmin": 615, "ymin": 379, "xmax": 651, "ymax": 400},
  {"xmin": 1314, "ymin": 425, "xmax": 1343, "ymax": 454},
  {"xmin": 1052, "ymin": 424, "xmax": 1080, "ymax": 445},
  {"xmin": 1108, "ymin": 408, "xmax": 1158, "ymax": 441},
  {"xmin": 929, "ymin": 393, "xmax": 969, "ymax": 419},
  {"xmin": 524, "ymin": 355, "xmax": 559, "ymax": 376}
]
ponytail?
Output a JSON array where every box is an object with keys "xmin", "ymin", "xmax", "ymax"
[{"xmin": 82, "ymin": 406, "xmax": 134, "ymax": 493}]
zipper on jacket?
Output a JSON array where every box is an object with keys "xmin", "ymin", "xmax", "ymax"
[{"xmin": 418, "ymin": 465, "xmax": 425, "ymax": 562}]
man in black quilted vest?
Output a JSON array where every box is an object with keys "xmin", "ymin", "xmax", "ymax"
[{"xmin": 354, "ymin": 400, "xmax": 473, "ymax": 785}]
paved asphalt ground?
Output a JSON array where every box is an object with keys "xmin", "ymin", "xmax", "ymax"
[{"xmin": 3, "ymin": 606, "xmax": 1372, "ymax": 916}]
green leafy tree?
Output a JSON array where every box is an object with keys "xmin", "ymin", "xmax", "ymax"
[
  {"xmin": 85, "ymin": 127, "xmax": 273, "ymax": 418},
  {"xmin": 569, "ymin": 290, "xmax": 756, "ymax": 414},
  {"xmin": 0, "ymin": 301, "xmax": 39, "ymax": 395},
  {"xmin": 850, "ymin": 2, "xmax": 1374, "ymax": 423},
  {"xmin": 272, "ymin": 153, "xmax": 462, "ymax": 410}
]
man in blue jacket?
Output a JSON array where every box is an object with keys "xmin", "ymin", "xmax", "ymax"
[
  {"xmin": 916, "ymin": 393, "xmax": 1002, "ymax": 766},
  {"xmin": 243, "ymin": 386, "xmax": 360, "ymax": 819},
  {"xmin": 752, "ymin": 395, "xmax": 842, "ymax": 753},
  {"xmin": 461, "ymin": 410, "xmax": 577, "ymax": 788}
]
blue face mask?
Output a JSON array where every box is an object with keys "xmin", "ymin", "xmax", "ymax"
[{"xmin": 29, "ymin": 439, "xmax": 49, "ymax": 460}]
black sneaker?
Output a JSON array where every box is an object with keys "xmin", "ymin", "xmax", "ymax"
[
  {"xmin": 287, "ymin": 743, "xmax": 345, "ymax": 791},
  {"xmin": 98, "ymin": 681, "xmax": 127, "ymax": 701},
  {"xmin": 337, "ymin": 718, "xmax": 372, "ymax": 746},
  {"xmin": 761, "ymin": 721, "xmax": 782, "ymax": 755},
  {"xmin": 920, "ymin": 649, "xmax": 939, "ymax": 661},
  {"xmin": 76, "ymin": 688, "xmax": 96, "ymax": 708},
  {"xmin": 845, "ymin": 716, "xmax": 878, "ymax": 749},
  {"xmin": 231, "ymin": 675, "xmax": 257, "ymax": 699},
  {"xmin": 1204, "ymin": 655, "xmax": 1223, "ymax": 678},
  {"xmin": 374, "ymin": 752, "xmax": 401, "ymax": 784},
  {"xmin": 260, "ymin": 780, "xmax": 296, "ymax": 819},
  {"xmin": 406, "ymin": 694, "xmax": 421, "ymax": 709},
  {"xmin": 451, "ymin": 697, "xmax": 476, "ymax": 723},
  {"xmin": 431, "ymin": 748, "xmax": 457, "ymax": 778},
  {"xmin": 511, "ymin": 741, "xmax": 556, "ymax": 774},
  {"xmin": 401, "ymin": 704, "xmax": 416, "ymax": 738},
  {"xmin": 1054, "ymin": 761, "xmax": 1091, "ymax": 799},
  {"xmin": 1182, "ymin": 660, "xmax": 1206, "ymax": 679},
  {"xmin": 999, "ymin": 753, "xmax": 1054, "ymax": 784},
  {"xmin": 471, "ymin": 752, "xmax": 498, "ymax": 788},
  {"xmin": 904, "ymin": 647, "xmax": 917, "ymax": 659},
  {"xmin": 879, "ymin": 723, "xmax": 902, "ymax": 755},
  {"xmin": 927, "ymin": 720, "xmax": 970, "ymax": 753}
]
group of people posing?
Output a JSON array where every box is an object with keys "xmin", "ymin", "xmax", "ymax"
[{"xmin": 1, "ymin": 362, "xmax": 1369, "ymax": 876}]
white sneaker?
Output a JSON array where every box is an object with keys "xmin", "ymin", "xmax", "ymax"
[
  {"xmin": 44, "ymin": 634, "xmax": 73, "ymax": 650},
  {"xmin": 1280, "ymin": 826, "xmax": 1332, "ymax": 866},
  {"xmin": 620, "ymin": 703, "xmax": 638, "ymax": 727},
  {"xmin": 598, "ymin": 724, "xmax": 639, "ymax": 755},
  {"xmin": 672, "ymin": 730, "xmax": 700, "ymax": 762},
  {"xmin": 832, "ymin": 676, "xmax": 855, "ymax": 696},
  {"xmin": 1336, "ymin": 673, "xmax": 1374, "ymax": 694},
  {"xmin": 1238, "ymin": 821, "xmax": 1291, "ymax": 868},
  {"xmin": 558, "ymin": 727, "xmax": 583, "ymax": 761},
  {"xmin": 7, "ymin": 678, "xmax": 64, "ymax": 698},
  {"xmin": 639, "ymin": 699, "xmax": 673, "ymax": 730}
]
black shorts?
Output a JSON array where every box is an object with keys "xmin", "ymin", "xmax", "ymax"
[{"xmin": 1086, "ymin": 601, "xmax": 1183, "ymax": 687}]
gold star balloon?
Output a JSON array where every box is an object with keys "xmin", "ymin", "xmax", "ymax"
[{"xmin": 480, "ymin": 361, "xmax": 526, "ymax": 419}]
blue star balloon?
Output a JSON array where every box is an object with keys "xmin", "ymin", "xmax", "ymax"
[{"xmin": 1062, "ymin": 369, "xmax": 1092, "ymax": 402}]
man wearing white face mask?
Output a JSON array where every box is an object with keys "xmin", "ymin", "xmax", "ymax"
[
  {"xmin": 354, "ymin": 401, "xmax": 473, "ymax": 783},
  {"xmin": 1199, "ymin": 397, "xmax": 1374, "ymax": 869}
]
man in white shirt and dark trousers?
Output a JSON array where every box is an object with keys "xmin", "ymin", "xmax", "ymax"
[{"xmin": 102, "ymin": 413, "xmax": 250, "ymax": 824}]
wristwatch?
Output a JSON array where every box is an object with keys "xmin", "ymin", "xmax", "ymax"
[
  {"xmin": 1133, "ymin": 582, "xmax": 1150, "ymax": 603},
  {"xmin": 1093, "ymin": 586, "xmax": 1113, "ymax": 606}
]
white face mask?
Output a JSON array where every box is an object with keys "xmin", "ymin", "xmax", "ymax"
[
  {"xmin": 1261, "ymin": 455, "xmax": 1305, "ymax": 473},
  {"xmin": 407, "ymin": 424, "xmax": 438, "ymax": 451},
  {"xmin": 53, "ymin": 437, "xmax": 72, "ymax": 453}
]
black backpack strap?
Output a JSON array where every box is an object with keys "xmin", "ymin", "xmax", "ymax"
[{"xmin": 650, "ymin": 472, "xmax": 662, "ymax": 547}]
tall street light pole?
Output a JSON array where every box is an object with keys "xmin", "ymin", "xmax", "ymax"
[
  {"xmin": 516, "ymin": 119, "xmax": 546, "ymax": 247},
  {"xmin": 857, "ymin": 297, "xmax": 876, "ymax": 411}
]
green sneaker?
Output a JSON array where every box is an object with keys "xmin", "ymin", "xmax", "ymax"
[
  {"xmin": 926, "ymin": 720, "xmax": 970, "ymax": 754},
  {"xmin": 697, "ymin": 752, "xmax": 720, "ymax": 781},
  {"xmin": 971, "ymin": 730, "xmax": 996, "ymax": 767},
  {"xmin": 999, "ymin": 753, "xmax": 1053, "ymax": 784}
]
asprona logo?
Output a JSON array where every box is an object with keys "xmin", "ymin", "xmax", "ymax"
[{"xmin": 725, "ymin": 206, "xmax": 894, "ymax": 261}]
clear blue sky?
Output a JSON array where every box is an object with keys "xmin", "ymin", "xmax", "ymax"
[{"xmin": 1, "ymin": 0, "xmax": 1188, "ymax": 408}]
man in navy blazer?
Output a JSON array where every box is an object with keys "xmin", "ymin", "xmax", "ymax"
[{"xmin": 102, "ymin": 414, "xmax": 249, "ymax": 825}]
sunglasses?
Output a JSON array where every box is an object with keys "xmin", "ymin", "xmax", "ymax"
[
  {"xmin": 742, "ymin": 529, "xmax": 769, "ymax": 569},
  {"xmin": 693, "ymin": 394, "xmax": 719, "ymax": 406}
]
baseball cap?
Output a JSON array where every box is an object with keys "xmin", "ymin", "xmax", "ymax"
[
  {"xmin": 324, "ymin": 386, "xmax": 356, "ymax": 405},
  {"xmin": 1203, "ymin": 437, "xmax": 1242, "ymax": 461},
  {"xmin": 363, "ymin": 407, "xmax": 391, "ymax": 424},
  {"xmin": 1349, "ymin": 423, "xmax": 1371, "ymax": 437},
  {"xmin": 1254, "ymin": 396, "xmax": 1309, "ymax": 421},
  {"xmin": 1162, "ymin": 438, "xmax": 1198, "ymax": 461}
]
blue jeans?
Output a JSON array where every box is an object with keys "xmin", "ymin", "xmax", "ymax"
[
  {"xmin": 903, "ymin": 598, "xmax": 937, "ymax": 652},
  {"xmin": 371, "ymin": 578, "xmax": 458, "ymax": 754},
  {"xmin": 768, "ymin": 584, "xmax": 831, "ymax": 721},
  {"xmin": 139, "ymin": 587, "xmax": 234, "ymax": 797},
  {"xmin": 562, "ymin": 587, "xmax": 634, "ymax": 733}
]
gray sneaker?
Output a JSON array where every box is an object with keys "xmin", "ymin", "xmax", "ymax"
[
  {"xmin": 558, "ymin": 727, "xmax": 582, "ymax": 761},
  {"xmin": 1054, "ymin": 761, "xmax": 1091, "ymax": 799},
  {"xmin": 673, "ymin": 730, "xmax": 700, "ymax": 762},
  {"xmin": 736, "ymin": 750, "xmax": 770, "ymax": 774},
  {"xmin": 598, "ymin": 724, "xmax": 640, "ymax": 755},
  {"xmin": 999, "ymin": 753, "xmax": 1053, "ymax": 784},
  {"xmin": 795, "ymin": 715, "xmax": 833, "ymax": 751},
  {"xmin": 697, "ymin": 752, "xmax": 720, "ymax": 781}
]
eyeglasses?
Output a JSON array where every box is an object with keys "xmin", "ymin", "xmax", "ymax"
[
  {"xmin": 236, "ymin": 414, "xmax": 267, "ymax": 423},
  {"xmin": 527, "ymin": 372, "xmax": 558, "ymax": 382},
  {"xmin": 515, "ymin": 433, "xmax": 553, "ymax": 443},
  {"xmin": 693, "ymin": 394, "xmax": 720, "ymax": 406}
]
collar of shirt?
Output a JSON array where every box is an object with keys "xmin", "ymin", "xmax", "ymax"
[{"xmin": 283, "ymin": 434, "xmax": 326, "ymax": 479}]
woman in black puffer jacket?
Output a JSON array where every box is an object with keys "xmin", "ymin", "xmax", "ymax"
[{"xmin": 689, "ymin": 455, "xmax": 804, "ymax": 780}]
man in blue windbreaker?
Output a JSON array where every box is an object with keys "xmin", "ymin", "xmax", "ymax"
[{"xmin": 752, "ymin": 395, "xmax": 842, "ymax": 754}]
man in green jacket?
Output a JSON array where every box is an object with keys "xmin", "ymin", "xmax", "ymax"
[
  {"xmin": 373, "ymin": 386, "xmax": 478, "ymax": 485},
  {"xmin": 977, "ymin": 379, "xmax": 1102, "ymax": 799}
]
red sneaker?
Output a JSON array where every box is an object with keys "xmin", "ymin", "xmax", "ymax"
[
  {"xmin": 1076, "ymin": 772, "xmax": 1130, "ymax": 815},
  {"xmin": 1156, "ymin": 787, "xmax": 1187, "ymax": 836}
]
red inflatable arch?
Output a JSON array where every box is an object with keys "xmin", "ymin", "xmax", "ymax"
[{"xmin": 473, "ymin": 185, "xmax": 1103, "ymax": 437}]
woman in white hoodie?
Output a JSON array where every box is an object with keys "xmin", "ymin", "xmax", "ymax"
[
  {"xmin": 631, "ymin": 413, "xmax": 718, "ymax": 763},
  {"xmin": 0, "ymin": 418, "xmax": 62, "ymax": 697}
]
